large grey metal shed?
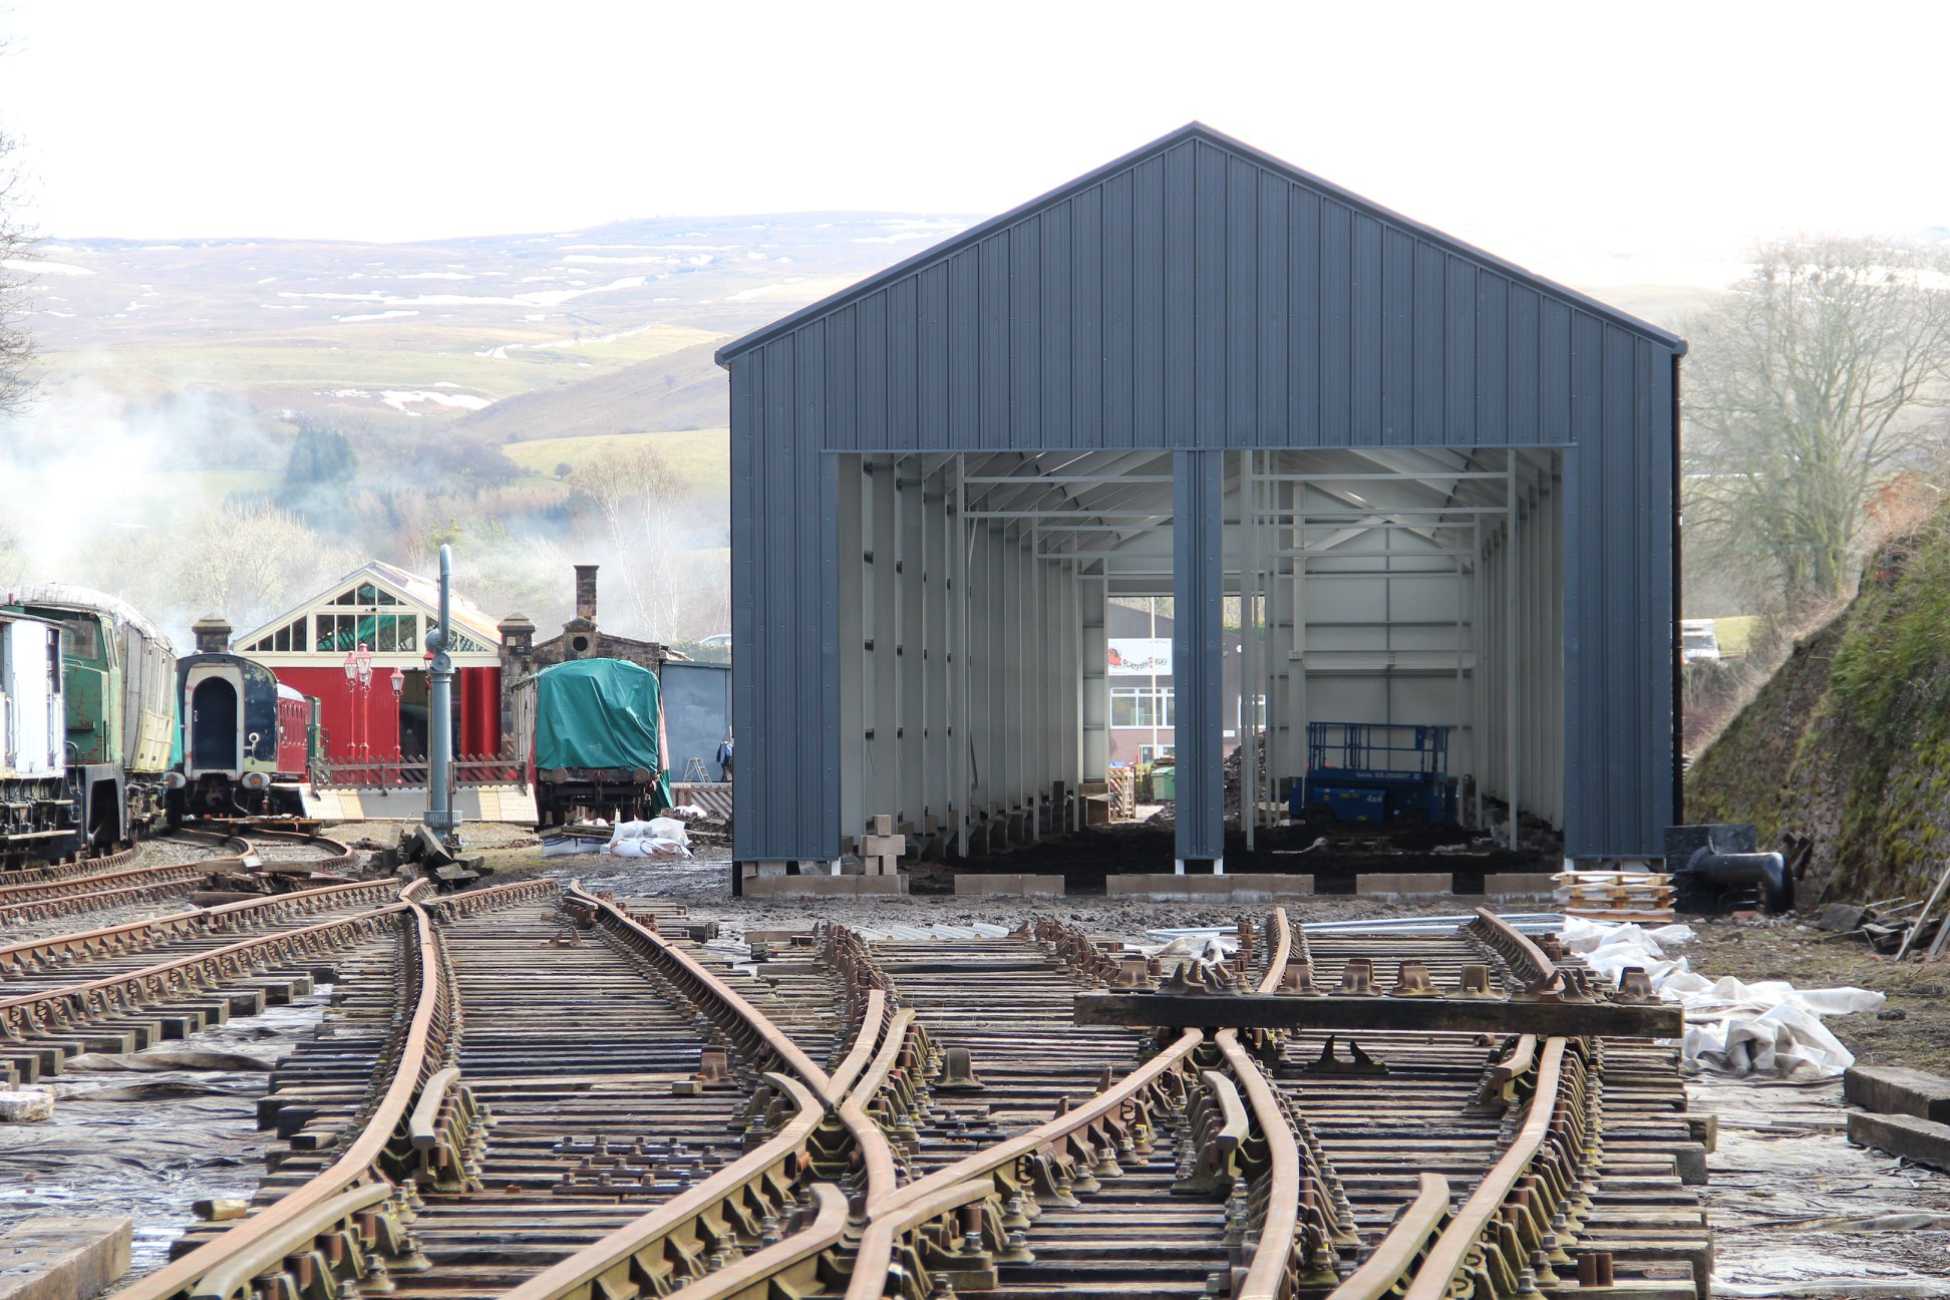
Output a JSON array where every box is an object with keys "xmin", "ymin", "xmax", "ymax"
[{"xmin": 717, "ymin": 122, "xmax": 1684, "ymax": 870}]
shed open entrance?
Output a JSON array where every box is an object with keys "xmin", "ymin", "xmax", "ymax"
[{"xmin": 833, "ymin": 447, "xmax": 1564, "ymax": 878}]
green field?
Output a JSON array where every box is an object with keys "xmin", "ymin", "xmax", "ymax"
[
  {"xmin": 500, "ymin": 429, "xmax": 730, "ymax": 496},
  {"xmin": 1714, "ymin": 615, "xmax": 1759, "ymax": 657}
]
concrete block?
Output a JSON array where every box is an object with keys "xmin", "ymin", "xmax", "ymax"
[
  {"xmin": 0, "ymin": 1089, "xmax": 53, "ymax": 1123},
  {"xmin": 1845, "ymin": 1066, "xmax": 1950, "ymax": 1123},
  {"xmin": 953, "ymin": 874, "xmax": 1065, "ymax": 897},
  {"xmin": 1847, "ymin": 1110, "xmax": 1950, "ymax": 1171},
  {"xmin": 862, "ymin": 834, "xmax": 906, "ymax": 858},
  {"xmin": 870, "ymin": 814, "xmax": 894, "ymax": 836},
  {"xmin": 744, "ymin": 874, "xmax": 909, "ymax": 898},
  {"xmin": 1104, "ymin": 874, "xmax": 1313, "ymax": 901},
  {"xmin": 1355, "ymin": 873, "xmax": 1452, "ymax": 896},
  {"xmin": 1483, "ymin": 872, "xmax": 1558, "ymax": 898},
  {"xmin": 0, "ymin": 1216, "xmax": 131, "ymax": 1300}
]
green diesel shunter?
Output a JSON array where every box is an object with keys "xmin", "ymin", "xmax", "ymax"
[{"xmin": 4, "ymin": 583, "xmax": 177, "ymax": 848}]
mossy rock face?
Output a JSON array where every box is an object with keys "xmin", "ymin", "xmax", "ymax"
[{"xmin": 1687, "ymin": 511, "xmax": 1950, "ymax": 903}]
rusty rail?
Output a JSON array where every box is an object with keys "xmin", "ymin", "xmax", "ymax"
[
  {"xmin": 0, "ymin": 839, "xmax": 139, "ymax": 883},
  {"xmin": 0, "ymin": 894, "xmax": 409, "ymax": 1044},
  {"xmin": 1400, "ymin": 1037, "xmax": 1592, "ymax": 1300},
  {"xmin": 0, "ymin": 875, "xmax": 415, "ymax": 981},
  {"xmin": 661, "ymin": 1182, "xmax": 850, "ymax": 1300},
  {"xmin": 501, "ymin": 933, "xmax": 904, "ymax": 1298},
  {"xmin": 1328, "ymin": 1174, "xmax": 1455, "ymax": 1300},
  {"xmin": 503, "ymin": 1073, "xmax": 833, "ymax": 1300},
  {"xmin": 120, "ymin": 876, "xmax": 555, "ymax": 1300},
  {"xmin": 1465, "ymin": 906, "xmax": 1566, "ymax": 995},
  {"xmin": 565, "ymin": 883, "xmax": 832, "ymax": 1094},
  {"xmin": 121, "ymin": 886, "xmax": 447, "ymax": 1300}
]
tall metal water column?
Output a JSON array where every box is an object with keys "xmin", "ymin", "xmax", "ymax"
[{"xmin": 424, "ymin": 542, "xmax": 459, "ymax": 839}]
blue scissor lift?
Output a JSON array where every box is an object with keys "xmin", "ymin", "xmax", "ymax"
[{"xmin": 1292, "ymin": 721, "xmax": 1459, "ymax": 827}]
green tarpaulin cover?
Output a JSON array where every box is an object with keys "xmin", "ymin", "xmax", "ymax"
[{"xmin": 534, "ymin": 658, "xmax": 673, "ymax": 811}]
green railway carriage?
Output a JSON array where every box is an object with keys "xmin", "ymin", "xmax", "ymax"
[{"xmin": 3, "ymin": 584, "xmax": 177, "ymax": 847}]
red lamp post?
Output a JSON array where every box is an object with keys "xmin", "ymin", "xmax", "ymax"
[
  {"xmin": 342, "ymin": 645, "xmax": 374, "ymax": 786},
  {"xmin": 389, "ymin": 668, "xmax": 405, "ymax": 785}
]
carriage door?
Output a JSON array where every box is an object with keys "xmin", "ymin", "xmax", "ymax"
[{"xmin": 191, "ymin": 677, "xmax": 240, "ymax": 773}]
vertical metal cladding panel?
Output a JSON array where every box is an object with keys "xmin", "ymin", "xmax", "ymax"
[
  {"xmin": 719, "ymin": 125, "xmax": 1686, "ymax": 858},
  {"xmin": 1256, "ymin": 168, "xmax": 1288, "ymax": 448},
  {"xmin": 1041, "ymin": 202, "xmax": 1073, "ymax": 448},
  {"xmin": 1072, "ymin": 187, "xmax": 1104, "ymax": 449},
  {"xmin": 1173, "ymin": 450, "xmax": 1224, "ymax": 861},
  {"xmin": 1227, "ymin": 152, "xmax": 1258, "ymax": 447}
]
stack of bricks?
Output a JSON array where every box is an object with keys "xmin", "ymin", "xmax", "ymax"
[{"xmin": 862, "ymin": 815, "xmax": 904, "ymax": 876}]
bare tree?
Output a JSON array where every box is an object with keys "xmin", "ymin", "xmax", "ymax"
[
  {"xmin": 569, "ymin": 444, "xmax": 693, "ymax": 637},
  {"xmin": 0, "ymin": 81, "xmax": 33, "ymax": 414},
  {"xmin": 1684, "ymin": 237, "xmax": 1950, "ymax": 602}
]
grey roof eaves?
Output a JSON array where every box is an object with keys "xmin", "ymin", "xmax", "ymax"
[{"xmin": 714, "ymin": 121, "xmax": 1687, "ymax": 366}]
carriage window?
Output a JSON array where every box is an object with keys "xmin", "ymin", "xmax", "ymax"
[
  {"xmin": 48, "ymin": 630, "xmax": 61, "ymax": 690},
  {"xmin": 61, "ymin": 618, "xmax": 100, "ymax": 662}
]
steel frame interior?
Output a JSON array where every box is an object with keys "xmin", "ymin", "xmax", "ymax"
[{"xmin": 832, "ymin": 444, "xmax": 1565, "ymax": 869}]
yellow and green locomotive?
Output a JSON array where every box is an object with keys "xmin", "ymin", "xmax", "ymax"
[{"xmin": 3, "ymin": 584, "xmax": 178, "ymax": 852}]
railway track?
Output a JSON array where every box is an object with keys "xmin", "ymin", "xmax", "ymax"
[
  {"xmin": 0, "ymin": 825, "xmax": 356, "ymax": 927},
  {"xmin": 101, "ymin": 897, "xmax": 1709, "ymax": 1300},
  {"xmin": 0, "ymin": 874, "xmax": 421, "ymax": 1089}
]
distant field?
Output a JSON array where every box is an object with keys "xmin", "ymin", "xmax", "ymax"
[
  {"xmin": 46, "ymin": 322, "xmax": 723, "ymax": 408},
  {"xmin": 1714, "ymin": 615, "xmax": 1759, "ymax": 657},
  {"xmin": 500, "ymin": 429, "xmax": 730, "ymax": 496}
]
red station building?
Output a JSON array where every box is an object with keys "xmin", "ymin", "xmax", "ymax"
[{"xmin": 227, "ymin": 561, "xmax": 506, "ymax": 776}]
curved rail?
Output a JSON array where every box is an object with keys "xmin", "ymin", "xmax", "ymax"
[
  {"xmin": 1465, "ymin": 907, "xmax": 1563, "ymax": 995},
  {"xmin": 502, "ymin": 1073, "xmax": 831, "ymax": 1300},
  {"xmin": 844, "ymin": 1178, "xmax": 998, "ymax": 1300},
  {"xmin": 662, "ymin": 1183, "xmax": 850, "ymax": 1300},
  {"xmin": 1328, "ymin": 1174, "xmax": 1455, "ymax": 1300},
  {"xmin": 0, "ymin": 858, "xmax": 208, "ymax": 907},
  {"xmin": 0, "ymin": 896, "xmax": 408, "ymax": 1043},
  {"xmin": 122, "ymin": 887, "xmax": 448, "ymax": 1300},
  {"xmin": 121, "ymin": 875, "xmax": 557, "ymax": 1300},
  {"xmin": 1402, "ymin": 1037, "xmax": 1582, "ymax": 1300},
  {"xmin": 0, "ymin": 874, "xmax": 411, "ymax": 979},
  {"xmin": 1, "ymin": 840, "xmax": 139, "ymax": 883}
]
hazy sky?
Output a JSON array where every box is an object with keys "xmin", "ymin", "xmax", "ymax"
[{"xmin": 3, "ymin": 1, "xmax": 1946, "ymax": 286}]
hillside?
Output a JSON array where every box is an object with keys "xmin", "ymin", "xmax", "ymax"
[
  {"xmin": 1688, "ymin": 509, "xmax": 1950, "ymax": 903},
  {"xmin": 454, "ymin": 340, "xmax": 727, "ymax": 444}
]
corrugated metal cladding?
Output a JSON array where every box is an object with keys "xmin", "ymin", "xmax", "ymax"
[{"xmin": 722, "ymin": 122, "xmax": 1685, "ymax": 863}]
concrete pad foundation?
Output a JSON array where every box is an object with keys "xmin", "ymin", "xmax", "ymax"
[
  {"xmin": 743, "ymin": 874, "xmax": 910, "ymax": 898},
  {"xmin": 0, "ymin": 1216, "xmax": 131, "ymax": 1300}
]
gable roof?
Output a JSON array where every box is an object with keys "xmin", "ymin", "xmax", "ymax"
[
  {"xmin": 232, "ymin": 560, "xmax": 503, "ymax": 653},
  {"xmin": 717, "ymin": 121, "xmax": 1684, "ymax": 365}
]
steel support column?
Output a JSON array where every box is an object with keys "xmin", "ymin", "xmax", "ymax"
[{"xmin": 1173, "ymin": 449, "xmax": 1224, "ymax": 871}]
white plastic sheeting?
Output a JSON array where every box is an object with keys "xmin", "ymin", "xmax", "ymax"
[
  {"xmin": 1562, "ymin": 917, "xmax": 1884, "ymax": 1080},
  {"xmin": 603, "ymin": 817, "xmax": 692, "ymax": 860}
]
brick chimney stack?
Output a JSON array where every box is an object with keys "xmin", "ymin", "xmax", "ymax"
[
  {"xmin": 574, "ymin": 565, "xmax": 599, "ymax": 624},
  {"xmin": 192, "ymin": 616, "xmax": 231, "ymax": 654}
]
